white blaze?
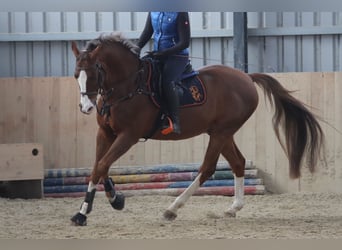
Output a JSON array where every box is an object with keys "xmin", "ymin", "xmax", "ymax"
[{"xmin": 77, "ymin": 70, "xmax": 95, "ymax": 114}]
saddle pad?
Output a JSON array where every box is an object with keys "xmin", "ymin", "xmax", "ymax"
[{"xmin": 150, "ymin": 74, "xmax": 207, "ymax": 109}]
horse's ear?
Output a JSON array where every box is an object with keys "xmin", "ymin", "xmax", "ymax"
[
  {"xmin": 71, "ymin": 41, "xmax": 80, "ymax": 57},
  {"xmin": 89, "ymin": 45, "xmax": 101, "ymax": 59}
]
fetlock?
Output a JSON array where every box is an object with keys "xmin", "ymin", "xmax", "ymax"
[{"xmin": 104, "ymin": 178, "xmax": 125, "ymax": 210}]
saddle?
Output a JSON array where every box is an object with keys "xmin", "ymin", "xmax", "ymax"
[
  {"xmin": 142, "ymin": 58, "xmax": 207, "ymax": 139},
  {"xmin": 147, "ymin": 59, "xmax": 207, "ymax": 109}
]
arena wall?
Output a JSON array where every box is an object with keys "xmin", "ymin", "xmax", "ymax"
[{"xmin": 0, "ymin": 72, "xmax": 341, "ymax": 193}]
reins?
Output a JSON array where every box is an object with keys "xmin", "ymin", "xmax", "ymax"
[{"xmin": 95, "ymin": 59, "xmax": 153, "ymax": 117}]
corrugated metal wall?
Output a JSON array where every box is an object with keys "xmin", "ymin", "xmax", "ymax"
[{"xmin": 1, "ymin": 12, "xmax": 342, "ymax": 77}]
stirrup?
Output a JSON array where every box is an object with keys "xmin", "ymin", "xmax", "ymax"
[{"xmin": 161, "ymin": 117, "xmax": 174, "ymax": 135}]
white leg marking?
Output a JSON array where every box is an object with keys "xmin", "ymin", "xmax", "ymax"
[
  {"xmin": 79, "ymin": 181, "xmax": 97, "ymax": 215},
  {"xmin": 80, "ymin": 202, "xmax": 89, "ymax": 215},
  {"xmin": 225, "ymin": 175, "xmax": 244, "ymax": 217},
  {"xmin": 166, "ymin": 173, "xmax": 202, "ymax": 215},
  {"xmin": 87, "ymin": 181, "xmax": 96, "ymax": 192}
]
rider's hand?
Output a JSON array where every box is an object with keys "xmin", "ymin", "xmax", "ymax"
[{"xmin": 146, "ymin": 51, "xmax": 165, "ymax": 60}]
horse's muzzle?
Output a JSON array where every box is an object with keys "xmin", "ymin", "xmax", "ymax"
[
  {"xmin": 79, "ymin": 94, "xmax": 96, "ymax": 114},
  {"xmin": 79, "ymin": 102, "xmax": 95, "ymax": 115}
]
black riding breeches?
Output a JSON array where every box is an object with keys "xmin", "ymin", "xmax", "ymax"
[{"xmin": 161, "ymin": 55, "xmax": 189, "ymax": 84}]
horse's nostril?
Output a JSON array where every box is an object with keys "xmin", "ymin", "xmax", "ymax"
[{"xmin": 87, "ymin": 106, "xmax": 93, "ymax": 113}]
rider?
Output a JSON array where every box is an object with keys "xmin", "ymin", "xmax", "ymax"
[{"xmin": 137, "ymin": 12, "xmax": 191, "ymax": 135}]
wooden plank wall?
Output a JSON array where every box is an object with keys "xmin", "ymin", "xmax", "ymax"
[{"xmin": 0, "ymin": 73, "xmax": 341, "ymax": 193}]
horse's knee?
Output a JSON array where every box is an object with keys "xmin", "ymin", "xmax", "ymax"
[{"xmin": 93, "ymin": 160, "xmax": 110, "ymax": 178}]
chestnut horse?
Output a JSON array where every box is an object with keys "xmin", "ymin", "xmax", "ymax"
[{"xmin": 70, "ymin": 33, "xmax": 324, "ymax": 226}]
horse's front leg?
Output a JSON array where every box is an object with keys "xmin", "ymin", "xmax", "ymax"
[{"xmin": 71, "ymin": 131, "xmax": 138, "ymax": 226}]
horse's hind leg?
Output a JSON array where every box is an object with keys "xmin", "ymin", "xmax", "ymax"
[
  {"xmin": 221, "ymin": 139, "xmax": 246, "ymax": 217},
  {"xmin": 163, "ymin": 134, "xmax": 224, "ymax": 221}
]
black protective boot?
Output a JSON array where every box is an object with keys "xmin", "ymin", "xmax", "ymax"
[{"xmin": 161, "ymin": 81, "xmax": 181, "ymax": 135}]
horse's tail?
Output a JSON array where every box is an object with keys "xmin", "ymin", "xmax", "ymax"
[{"xmin": 249, "ymin": 73, "xmax": 325, "ymax": 179}]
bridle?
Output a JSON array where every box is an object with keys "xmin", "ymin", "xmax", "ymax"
[{"xmin": 86, "ymin": 59, "xmax": 153, "ymax": 117}]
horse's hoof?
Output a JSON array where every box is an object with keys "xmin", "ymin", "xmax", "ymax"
[
  {"xmin": 71, "ymin": 212, "xmax": 87, "ymax": 226},
  {"xmin": 111, "ymin": 192, "xmax": 125, "ymax": 210},
  {"xmin": 163, "ymin": 210, "xmax": 177, "ymax": 221},
  {"xmin": 224, "ymin": 210, "xmax": 236, "ymax": 218}
]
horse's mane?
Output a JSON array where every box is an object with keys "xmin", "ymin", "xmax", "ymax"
[{"xmin": 85, "ymin": 32, "xmax": 140, "ymax": 56}]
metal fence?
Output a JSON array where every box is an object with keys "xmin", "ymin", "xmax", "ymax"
[{"xmin": 1, "ymin": 12, "xmax": 342, "ymax": 77}]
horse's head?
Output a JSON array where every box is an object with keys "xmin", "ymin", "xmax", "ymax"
[
  {"xmin": 71, "ymin": 34, "xmax": 141, "ymax": 115},
  {"xmin": 71, "ymin": 40, "xmax": 102, "ymax": 114}
]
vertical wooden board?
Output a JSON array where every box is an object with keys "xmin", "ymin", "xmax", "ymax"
[
  {"xmin": 54, "ymin": 77, "xmax": 78, "ymax": 169},
  {"xmin": 167, "ymin": 140, "xmax": 181, "ymax": 164},
  {"xmin": 75, "ymin": 97, "xmax": 97, "ymax": 169},
  {"xmin": 45, "ymin": 77, "xmax": 63, "ymax": 169},
  {"xmin": 303, "ymin": 72, "xmax": 337, "ymax": 192},
  {"xmin": 176, "ymin": 138, "xmax": 194, "ymax": 164},
  {"xmin": 24, "ymin": 78, "xmax": 35, "ymax": 142},
  {"xmin": 334, "ymin": 72, "xmax": 342, "ymax": 192},
  {"xmin": 3, "ymin": 77, "xmax": 29, "ymax": 143},
  {"xmin": 321, "ymin": 72, "xmax": 336, "ymax": 191},
  {"xmin": 30, "ymin": 78, "xmax": 51, "ymax": 168},
  {"xmin": 293, "ymin": 73, "xmax": 319, "ymax": 192},
  {"xmin": 117, "ymin": 141, "xmax": 146, "ymax": 166},
  {"xmin": 235, "ymin": 110, "xmax": 256, "ymax": 165},
  {"xmin": 159, "ymin": 140, "xmax": 173, "ymax": 164},
  {"xmin": 143, "ymin": 140, "xmax": 162, "ymax": 165},
  {"xmin": 191, "ymin": 134, "xmax": 207, "ymax": 164},
  {"xmin": 0, "ymin": 79, "xmax": 10, "ymax": 142}
]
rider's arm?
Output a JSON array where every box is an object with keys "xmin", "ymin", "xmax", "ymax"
[
  {"xmin": 137, "ymin": 13, "xmax": 154, "ymax": 49},
  {"xmin": 157, "ymin": 12, "xmax": 190, "ymax": 57}
]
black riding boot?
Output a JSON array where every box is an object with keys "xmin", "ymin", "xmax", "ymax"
[{"xmin": 162, "ymin": 81, "xmax": 181, "ymax": 134}]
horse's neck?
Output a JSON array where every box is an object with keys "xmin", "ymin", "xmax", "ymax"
[{"xmin": 103, "ymin": 51, "xmax": 141, "ymax": 93}]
